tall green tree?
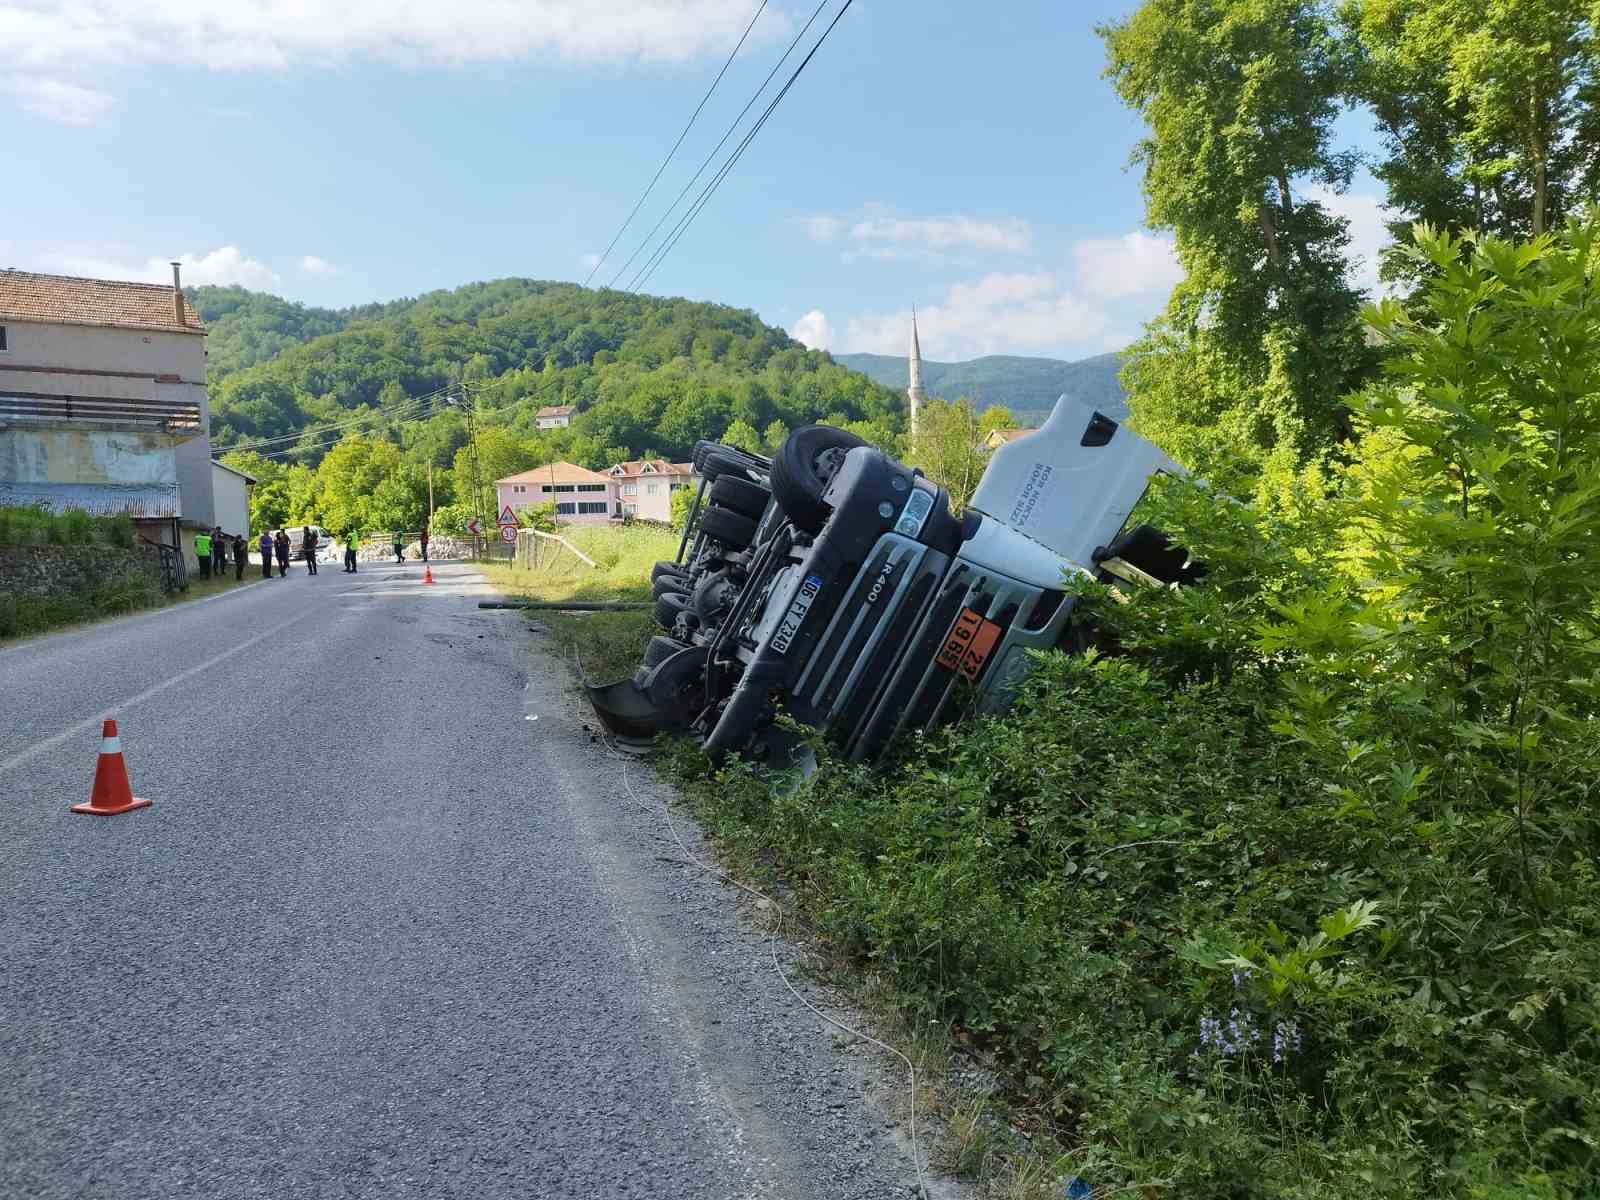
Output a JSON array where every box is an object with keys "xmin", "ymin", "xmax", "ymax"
[
  {"xmin": 1346, "ymin": 0, "xmax": 1599, "ymax": 254},
  {"xmin": 1102, "ymin": 0, "xmax": 1375, "ymax": 489}
]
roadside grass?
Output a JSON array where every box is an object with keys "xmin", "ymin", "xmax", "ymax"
[
  {"xmin": 478, "ymin": 523, "xmax": 679, "ymax": 681},
  {"xmin": 0, "ymin": 567, "xmax": 262, "ymax": 643}
]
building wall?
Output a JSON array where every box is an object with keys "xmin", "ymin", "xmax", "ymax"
[
  {"xmin": 211, "ymin": 465, "xmax": 251, "ymax": 537},
  {"xmin": 535, "ymin": 414, "xmax": 571, "ymax": 429},
  {"xmin": 496, "ymin": 479, "xmax": 616, "ymax": 526},
  {"xmin": 614, "ymin": 471, "xmax": 695, "ymax": 522},
  {"xmin": 0, "ymin": 428, "xmax": 178, "ymax": 485},
  {"xmin": 0, "ymin": 317, "xmax": 213, "ymax": 524}
]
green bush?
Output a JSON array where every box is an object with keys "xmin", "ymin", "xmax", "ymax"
[{"xmin": 663, "ymin": 219, "xmax": 1600, "ymax": 1196}]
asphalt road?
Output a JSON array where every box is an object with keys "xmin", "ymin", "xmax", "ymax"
[{"xmin": 0, "ymin": 561, "xmax": 948, "ymax": 1199}]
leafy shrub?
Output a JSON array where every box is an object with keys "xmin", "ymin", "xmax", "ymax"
[{"xmin": 664, "ymin": 220, "xmax": 1600, "ymax": 1196}]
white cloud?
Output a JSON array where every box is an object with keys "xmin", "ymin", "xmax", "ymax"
[
  {"xmin": 0, "ymin": 1, "xmax": 780, "ymax": 72},
  {"xmin": 1306, "ymin": 185, "xmax": 1394, "ymax": 296},
  {"xmin": 47, "ymin": 246, "xmax": 283, "ymax": 290},
  {"xmin": 1071, "ymin": 231, "xmax": 1182, "ymax": 299},
  {"xmin": 788, "ymin": 309, "xmax": 832, "ymax": 351},
  {"xmin": 1, "ymin": 76, "xmax": 114, "ymax": 124},
  {"xmin": 802, "ymin": 216, "xmax": 843, "ymax": 244},
  {"xmin": 844, "ymin": 272, "xmax": 1110, "ymax": 360},
  {"xmin": 805, "ymin": 207, "xmax": 1032, "ymax": 260},
  {"xmin": 297, "ymin": 255, "xmax": 337, "ymax": 276},
  {"xmin": 579, "ymin": 252, "xmax": 602, "ymax": 270}
]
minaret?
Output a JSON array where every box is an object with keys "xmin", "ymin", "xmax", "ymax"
[{"xmin": 907, "ymin": 306, "xmax": 926, "ymax": 442}]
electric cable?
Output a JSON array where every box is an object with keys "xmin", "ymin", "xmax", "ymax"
[
  {"xmin": 605, "ymin": 0, "xmax": 832, "ymax": 292},
  {"xmin": 584, "ymin": 0, "xmax": 771, "ymax": 288},
  {"xmin": 628, "ymin": 0, "xmax": 857, "ymax": 295},
  {"xmin": 221, "ymin": 379, "xmax": 486, "ymax": 456}
]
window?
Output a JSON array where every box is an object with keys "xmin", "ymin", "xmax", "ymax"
[
  {"xmin": 577, "ymin": 483, "xmax": 606, "ymax": 493},
  {"xmin": 622, "ymin": 483, "xmax": 638, "ymax": 495},
  {"xmin": 555, "ymin": 502, "xmax": 576, "ymax": 515},
  {"xmin": 646, "ymin": 483, "xmax": 659, "ymax": 495},
  {"xmin": 623, "ymin": 504, "xmax": 637, "ymax": 515},
  {"xmin": 513, "ymin": 485, "xmax": 525, "ymax": 495},
  {"xmin": 578, "ymin": 502, "xmax": 608, "ymax": 514},
  {"xmin": 543, "ymin": 483, "xmax": 576, "ymax": 493},
  {"xmin": 0, "ymin": 325, "xmax": 7, "ymax": 352}
]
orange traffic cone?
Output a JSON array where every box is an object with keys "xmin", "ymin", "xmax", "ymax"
[
  {"xmin": 70, "ymin": 719, "xmax": 152, "ymax": 816},
  {"xmin": 423, "ymin": 565, "xmax": 434, "ymax": 584}
]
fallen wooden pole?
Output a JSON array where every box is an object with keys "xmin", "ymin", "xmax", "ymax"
[{"xmin": 478, "ymin": 600, "xmax": 652, "ymax": 611}]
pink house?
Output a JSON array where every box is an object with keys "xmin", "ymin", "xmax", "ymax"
[
  {"xmin": 496, "ymin": 462, "xmax": 617, "ymax": 525},
  {"xmin": 607, "ymin": 459, "xmax": 698, "ymax": 522}
]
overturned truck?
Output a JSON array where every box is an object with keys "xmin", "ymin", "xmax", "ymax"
[{"xmin": 587, "ymin": 395, "xmax": 1200, "ymax": 764}]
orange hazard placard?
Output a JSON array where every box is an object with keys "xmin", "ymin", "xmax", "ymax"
[{"xmin": 935, "ymin": 607, "xmax": 1002, "ymax": 681}]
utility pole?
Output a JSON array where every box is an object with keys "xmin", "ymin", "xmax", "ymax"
[
  {"xmin": 427, "ymin": 462, "xmax": 435, "ymax": 529},
  {"xmin": 464, "ymin": 388, "xmax": 485, "ymax": 560}
]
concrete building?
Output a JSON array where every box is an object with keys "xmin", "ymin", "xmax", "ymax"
[
  {"xmin": 0, "ymin": 266, "xmax": 212, "ymax": 567},
  {"xmin": 496, "ymin": 461, "xmax": 615, "ymax": 525},
  {"xmin": 535, "ymin": 404, "xmax": 575, "ymax": 430},
  {"xmin": 608, "ymin": 459, "xmax": 696, "ymax": 522},
  {"xmin": 211, "ymin": 459, "xmax": 256, "ymax": 538},
  {"xmin": 983, "ymin": 427, "xmax": 1037, "ymax": 451}
]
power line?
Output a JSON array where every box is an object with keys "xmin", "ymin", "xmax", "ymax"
[
  {"xmin": 223, "ymin": 379, "xmax": 484, "ymax": 455},
  {"xmin": 628, "ymin": 0, "xmax": 856, "ymax": 294},
  {"xmin": 605, "ymin": 0, "xmax": 832, "ymax": 292},
  {"xmin": 583, "ymin": 0, "xmax": 771, "ymax": 288}
]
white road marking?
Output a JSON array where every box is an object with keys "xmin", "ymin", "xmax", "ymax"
[{"xmin": 0, "ymin": 609, "xmax": 310, "ymax": 775}]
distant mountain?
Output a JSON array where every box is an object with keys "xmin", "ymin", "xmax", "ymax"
[{"xmin": 834, "ymin": 351, "xmax": 1127, "ymax": 423}]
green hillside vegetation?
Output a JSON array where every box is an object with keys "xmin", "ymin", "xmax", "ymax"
[
  {"xmin": 211, "ymin": 280, "xmax": 907, "ymax": 534},
  {"xmin": 835, "ymin": 350, "xmax": 1128, "ymax": 421}
]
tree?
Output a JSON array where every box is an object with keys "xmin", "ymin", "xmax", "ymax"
[
  {"xmin": 1346, "ymin": 0, "xmax": 1599, "ymax": 251},
  {"xmin": 312, "ymin": 434, "xmax": 405, "ymax": 534},
  {"xmin": 1102, "ymin": 0, "xmax": 1376, "ymax": 490},
  {"xmin": 453, "ymin": 426, "xmax": 537, "ymax": 525},
  {"xmin": 977, "ymin": 406, "xmax": 1017, "ymax": 438},
  {"xmin": 722, "ymin": 419, "xmax": 764, "ymax": 454},
  {"xmin": 908, "ymin": 399, "xmax": 986, "ymax": 511}
]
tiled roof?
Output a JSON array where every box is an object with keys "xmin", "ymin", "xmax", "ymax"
[
  {"xmin": 984, "ymin": 427, "xmax": 1037, "ymax": 446},
  {"xmin": 536, "ymin": 404, "xmax": 576, "ymax": 417},
  {"xmin": 0, "ymin": 269, "xmax": 205, "ymax": 334},
  {"xmin": 497, "ymin": 461, "xmax": 612, "ymax": 486},
  {"xmin": 608, "ymin": 458, "xmax": 696, "ymax": 477}
]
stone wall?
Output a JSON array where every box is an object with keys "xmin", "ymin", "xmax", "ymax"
[{"xmin": 0, "ymin": 543, "xmax": 165, "ymax": 601}]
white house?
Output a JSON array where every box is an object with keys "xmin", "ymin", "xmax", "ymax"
[
  {"xmin": 0, "ymin": 266, "xmax": 213, "ymax": 567},
  {"xmin": 210, "ymin": 459, "xmax": 255, "ymax": 538},
  {"xmin": 535, "ymin": 404, "xmax": 575, "ymax": 429}
]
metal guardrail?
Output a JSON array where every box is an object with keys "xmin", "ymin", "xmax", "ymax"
[{"xmin": 138, "ymin": 536, "xmax": 187, "ymax": 593}]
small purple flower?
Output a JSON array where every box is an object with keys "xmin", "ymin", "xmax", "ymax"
[
  {"xmin": 1271, "ymin": 1019, "xmax": 1302, "ymax": 1064},
  {"xmin": 1231, "ymin": 967, "xmax": 1252, "ymax": 990}
]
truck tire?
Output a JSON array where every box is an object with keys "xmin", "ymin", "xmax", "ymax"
[
  {"xmin": 697, "ymin": 505, "xmax": 757, "ymax": 549},
  {"xmin": 643, "ymin": 634, "xmax": 687, "ymax": 668},
  {"xmin": 651, "ymin": 560, "xmax": 692, "ymax": 584},
  {"xmin": 770, "ymin": 425, "xmax": 867, "ymax": 534},
  {"xmin": 654, "ymin": 591, "xmax": 691, "ymax": 630},
  {"xmin": 709, "ymin": 475, "xmax": 770, "ymax": 520},
  {"xmin": 654, "ymin": 573, "xmax": 691, "ymax": 599}
]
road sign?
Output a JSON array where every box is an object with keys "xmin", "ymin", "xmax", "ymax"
[
  {"xmin": 499, "ymin": 505, "xmax": 516, "ymax": 525},
  {"xmin": 500, "ymin": 525, "xmax": 518, "ymax": 544},
  {"xmin": 466, "ymin": 518, "xmax": 483, "ymax": 536}
]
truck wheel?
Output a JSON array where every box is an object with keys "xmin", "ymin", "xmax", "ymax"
[
  {"xmin": 654, "ymin": 591, "xmax": 691, "ymax": 630},
  {"xmin": 770, "ymin": 425, "xmax": 867, "ymax": 534},
  {"xmin": 709, "ymin": 475, "xmax": 770, "ymax": 520},
  {"xmin": 697, "ymin": 505, "xmax": 757, "ymax": 549},
  {"xmin": 654, "ymin": 573, "xmax": 692, "ymax": 599},
  {"xmin": 651, "ymin": 560, "xmax": 692, "ymax": 584},
  {"xmin": 643, "ymin": 634, "xmax": 687, "ymax": 668}
]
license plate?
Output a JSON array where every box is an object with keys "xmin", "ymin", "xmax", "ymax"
[
  {"xmin": 936, "ymin": 607, "xmax": 1002, "ymax": 681},
  {"xmin": 770, "ymin": 573, "xmax": 824, "ymax": 655}
]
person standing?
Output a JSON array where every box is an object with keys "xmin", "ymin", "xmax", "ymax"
[
  {"xmin": 274, "ymin": 529, "xmax": 291, "ymax": 576},
  {"xmin": 194, "ymin": 527, "xmax": 212, "ymax": 580},
  {"xmin": 258, "ymin": 529, "xmax": 274, "ymax": 579},
  {"xmin": 301, "ymin": 526, "xmax": 319, "ymax": 576},
  {"xmin": 344, "ymin": 529, "xmax": 360, "ymax": 574},
  {"xmin": 392, "ymin": 531, "xmax": 405, "ymax": 564},
  {"xmin": 232, "ymin": 532, "xmax": 247, "ymax": 581},
  {"xmin": 419, "ymin": 526, "xmax": 429, "ymax": 563},
  {"xmin": 211, "ymin": 526, "xmax": 227, "ymax": 578}
]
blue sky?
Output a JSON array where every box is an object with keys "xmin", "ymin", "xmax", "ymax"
[{"xmin": 2, "ymin": 0, "xmax": 1388, "ymax": 362}]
